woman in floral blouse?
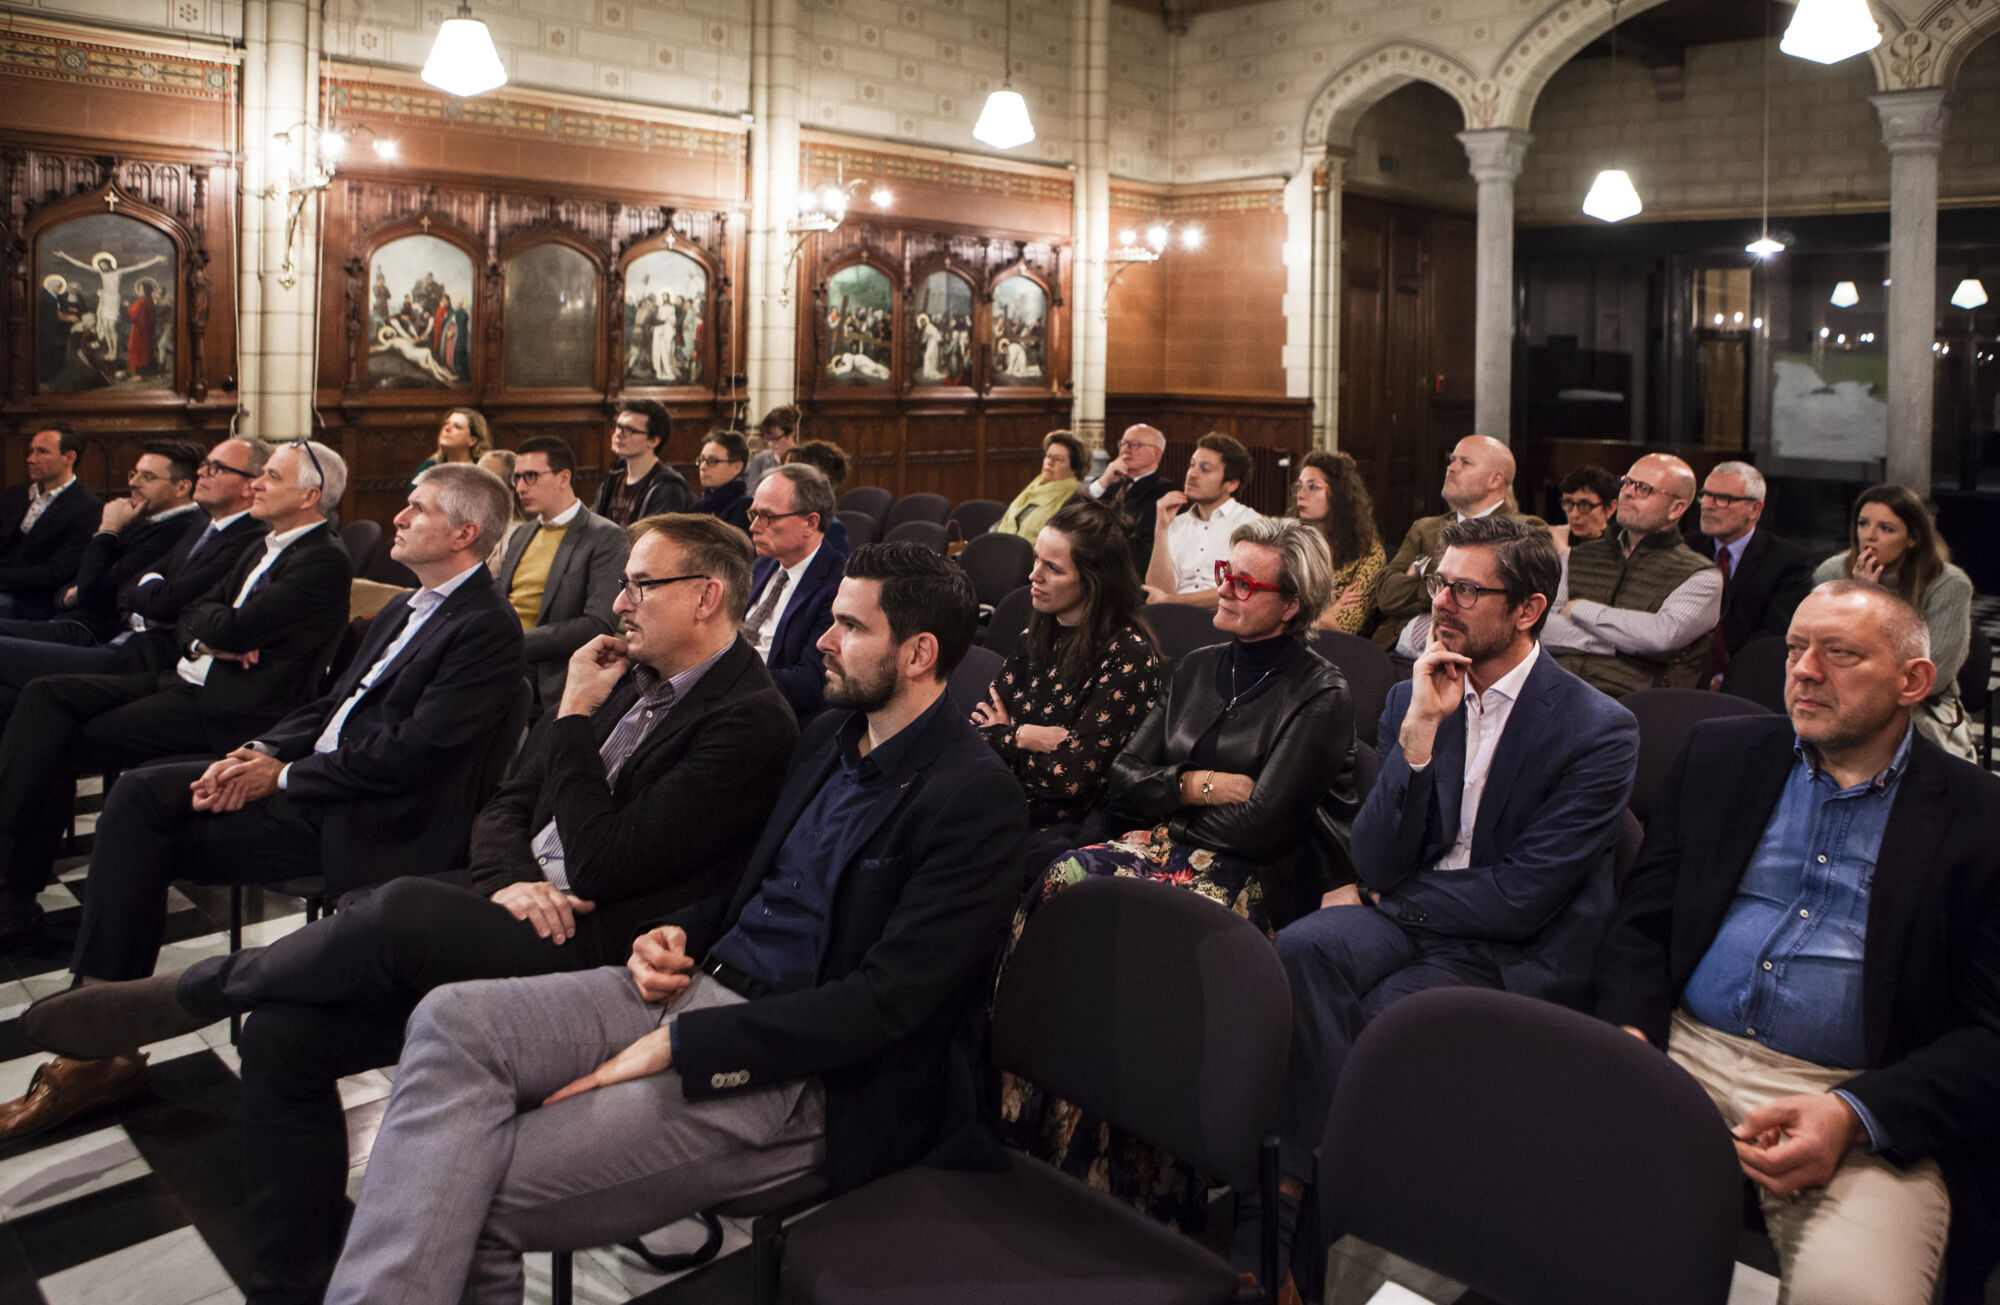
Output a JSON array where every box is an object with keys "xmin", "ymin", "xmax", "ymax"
[
  {"xmin": 1295, "ymin": 449, "xmax": 1386, "ymax": 636},
  {"xmin": 972, "ymin": 498, "xmax": 1163, "ymax": 831}
]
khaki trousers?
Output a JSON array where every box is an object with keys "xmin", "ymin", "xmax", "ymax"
[{"xmin": 1667, "ymin": 1010, "xmax": 1950, "ymax": 1305}]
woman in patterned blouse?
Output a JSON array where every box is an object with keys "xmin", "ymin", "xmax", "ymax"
[
  {"xmin": 972, "ymin": 498, "xmax": 1163, "ymax": 830},
  {"xmin": 1295, "ymin": 449, "xmax": 1386, "ymax": 636}
]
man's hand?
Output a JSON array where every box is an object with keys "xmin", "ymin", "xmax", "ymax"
[
  {"xmin": 1141, "ymin": 583, "xmax": 1172, "ymax": 604},
  {"xmin": 59, "ymin": 585, "xmax": 78, "ymax": 608},
  {"xmin": 491, "ymin": 882, "xmax": 596, "ymax": 944},
  {"xmin": 1097, "ymin": 454, "xmax": 1131, "ymax": 491},
  {"xmin": 1155, "ymin": 491, "xmax": 1189, "ymax": 530},
  {"xmin": 1620, "ymin": 1025, "xmax": 1651, "ymax": 1045},
  {"xmin": 1321, "ymin": 883, "xmax": 1379, "ymax": 909},
  {"xmin": 99, "ymin": 497, "xmax": 144, "ymax": 534},
  {"xmin": 543, "ymin": 1025, "xmax": 673, "ymax": 1106},
  {"xmin": 197, "ymin": 641, "xmax": 261, "ymax": 668},
  {"xmin": 558, "ymin": 634, "xmax": 631, "ymax": 719},
  {"xmin": 189, "ymin": 747, "xmax": 282, "ymax": 812},
  {"xmin": 627, "ymin": 925, "xmax": 694, "ymax": 1003},
  {"xmin": 1733, "ymin": 1092, "xmax": 1864, "ymax": 1196}
]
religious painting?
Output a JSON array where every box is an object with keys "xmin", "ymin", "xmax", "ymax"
[
  {"xmin": 991, "ymin": 275, "xmax": 1047, "ymax": 384},
  {"xmin": 504, "ymin": 244, "xmax": 599, "ymax": 389},
  {"xmin": 35, "ymin": 214, "xmax": 177, "ymax": 394},
  {"xmin": 367, "ymin": 235, "xmax": 476, "ymax": 388},
  {"xmin": 623, "ymin": 249, "xmax": 707, "ymax": 387},
  {"xmin": 911, "ymin": 271, "xmax": 974, "ymax": 387},
  {"xmin": 825, "ymin": 264, "xmax": 893, "ymax": 386}
]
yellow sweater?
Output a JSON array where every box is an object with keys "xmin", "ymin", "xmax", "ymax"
[{"xmin": 508, "ymin": 523, "xmax": 568, "ymax": 629}]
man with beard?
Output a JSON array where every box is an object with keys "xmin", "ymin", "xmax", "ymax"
[{"xmin": 1234, "ymin": 514, "xmax": 1636, "ymax": 1290}]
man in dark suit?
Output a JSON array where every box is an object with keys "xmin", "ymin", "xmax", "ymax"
[
  {"xmin": 22, "ymin": 512, "xmax": 797, "ymax": 1301},
  {"xmin": 0, "ymin": 423, "xmax": 103, "ymax": 618},
  {"xmin": 746, "ymin": 463, "xmax": 845, "ymax": 721},
  {"xmin": 320, "ymin": 542, "xmax": 1027, "ymax": 1304},
  {"xmin": 0, "ymin": 440, "xmax": 352, "ymax": 939},
  {"xmin": 1596, "ymin": 580, "xmax": 2000, "ymax": 1305},
  {"xmin": 1239, "ymin": 515, "xmax": 1637, "ymax": 1282},
  {"xmin": 1694, "ymin": 460, "xmax": 1815, "ymax": 682},
  {"xmin": 1085, "ymin": 423, "xmax": 1171, "ymax": 574}
]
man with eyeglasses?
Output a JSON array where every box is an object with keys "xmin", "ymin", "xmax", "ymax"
[
  {"xmin": 1693, "ymin": 460, "xmax": 1814, "ymax": 684},
  {"xmin": 744, "ymin": 463, "xmax": 844, "ymax": 721},
  {"xmin": 1085, "ymin": 423, "xmax": 1171, "ymax": 572},
  {"xmin": 0, "ymin": 424, "xmax": 102, "ymax": 619},
  {"xmin": 1539, "ymin": 452, "xmax": 1722, "ymax": 698},
  {"xmin": 1237, "ymin": 515, "xmax": 1637, "ymax": 1289},
  {"xmin": 19, "ymin": 512, "xmax": 796, "ymax": 1301},
  {"xmin": 592, "ymin": 400, "xmax": 692, "ymax": 527},
  {"xmin": 497, "ymin": 436, "xmax": 631, "ymax": 712}
]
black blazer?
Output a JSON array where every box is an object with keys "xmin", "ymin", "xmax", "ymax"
[
  {"xmin": 749, "ymin": 543, "xmax": 846, "ymax": 722},
  {"xmin": 256, "ymin": 566, "xmax": 526, "ymax": 893},
  {"xmin": 174, "ymin": 521, "xmax": 352, "ymax": 752},
  {"xmin": 1698, "ymin": 528, "xmax": 1816, "ymax": 658},
  {"xmin": 661, "ymin": 699, "xmax": 1028, "ymax": 1195},
  {"xmin": 63, "ymin": 508, "xmax": 204, "ymax": 642},
  {"xmin": 1105, "ymin": 472, "xmax": 1171, "ymax": 576},
  {"xmin": 1596, "ymin": 715, "xmax": 2000, "ymax": 1301},
  {"xmin": 0, "ymin": 481, "xmax": 103, "ymax": 617},
  {"xmin": 467, "ymin": 638, "xmax": 797, "ymax": 965},
  {"xmin": 105, "ymin": 513, "xmax": 270, "ymax": 670}
]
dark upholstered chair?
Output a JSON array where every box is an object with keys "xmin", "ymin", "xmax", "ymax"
[
  {"xmin": 956, "ymin": 532, "xmax": 1035, "ymax": 613},
  {"xmin": 337, "ymin": 518, "xmax": 382, "ymax": 577},
  {"xmin": 980, "ymin": 586, "xmax": 1034, "ymax": 658},
  {"xmin": 946, "ymin": 645, "xmax": 1004, "ymax": 717},
  {"xmin": 882, "ymin": 492, "xmax": 951, "ymax": 534},
  {"xmin": 1622, "ymin": 687, "xmax": 1770, "ymax": 824},
  {"xmin": 1302, "ymin": 987, "xmax": 1740, "ymax": 1305},
  {"xmin": 1719, "ymin": 634, "xmax": 1788, "ymax": 714},
  {"xmin": 775, "ymin": 875, "xmax": 1293, "ymax": 1303},
  {"xmin": 1141, "ymin": 601, "xmax": 1225, "ymax": 666},
  {"xmin": 835, "ymin": 510, "xmax": 879, "ymax": 549},
  {"xmin": 1613, "ymin": 807, "xmax": 1645, "ymax": 892},
  {"xmin": 1957, "ymin": 626, "xmax": 1991, "ymax": 767},
  {"xmin": 1309, "ymin": 630, "xmax": 1396, "ymax": 749},
  {"xmin": 836, "ymin": 486, "xmax": 893, "ymax": 527},
  {"xmin": 948, "ymin": 498, "xmax": 1007, "ymax": 539},
  {"xmin": 882, "ymin": 520, "xmax": 950, "ymax": 555}
]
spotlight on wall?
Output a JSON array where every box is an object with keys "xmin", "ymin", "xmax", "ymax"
[
  {"xmin": 1830, "ymin": 280, "xmax": 1860, "ymax": 308},
  {"xmin": 423, "ymin": 1, "xmax": 508, "ymax": 99},
  {"xmin": 1780, "ymin": 0, "xmax": 1881, "ymax": 65},
  {"xmin": 263, "ymin": 121, "xmax": 400, "ymax": 290},
  {"xmin": 779, "ymin": 171, "xmax": 894, "ymax": 307},
  {"xmin": 1952, "ymin": 277, "xmax": 1990, "ymax": 310}
]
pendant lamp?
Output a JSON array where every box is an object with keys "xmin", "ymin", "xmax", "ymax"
[
  {"xmin": 1952, "ymin": 278, "xmax": 1990, "ymax": 310},
  {"xmin": 1829, "ymin": 281, "xmax": 1860, "ymax": 307},
  {"xmin": 1745, "ymin": 8, "xmax": 1783, "ymax": 258},
  {"xmin": 1582, "ymin": 0, "xmax": 1641, "ymax": 222},
  {"xmin": 974, "ymin": 0, "xmax": 1036, "ymax": 149},
  {"xmin": 423, "ymin": 2, "xmax": 508, "ymax": 99},
  {"xmin": 1781, "ymin": 0, "xmax": 1882, "ymax": 65}
]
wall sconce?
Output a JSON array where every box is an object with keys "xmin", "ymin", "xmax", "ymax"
[
  {"xmin": 1103, "ymin": 220, "xmax": 1203, "ymax": 308},
  {"xmin": 263, "ymin": 122, "xmax": 398, "ymax": 290},
  {"xmin": 779, "ymin": 173, "xmax": 893, "ymax": 307}
]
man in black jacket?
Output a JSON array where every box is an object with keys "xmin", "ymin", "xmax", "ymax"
[
  {"xmin": 1694, "ymin": 460, "xmax": 1815, "ymax": 682},
  {"xmin": 1596, "ymin": 581, "xmax": 2000, "ymax": 1305},
  {"xmin": 1084, "ymin": 423, "xmax": 1171, "ymax": 574},
  {"xmin": 0, "ymin": 424, "xmax": 102, "ymax": 618},
  {"xmin": 319, "ymin": 542, "xmax": 1027, "ymax": 1304},
  {"xmin": 23, "ymin": 511, "xmax": 796, "ymax": 1304}
]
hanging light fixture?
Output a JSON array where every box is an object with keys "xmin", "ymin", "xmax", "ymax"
[
  {"xmin": 1952, "ymin": 278, "xmax": 1990, "ymax": 310},
  {"xmin": 1746, "ymin": 6, "xmax": 1784, "ymax": 258},
  {"xmin": 1582, "ymin": 0, "xmax": 1642, "ymax": 222},
  {"xmin": 1830, "ymin": 280, "xmax": 1860, "ymax": 307},
  {"xmin": 973, "ymin": 0, "xmax": 1036, "ymax": 150},
  {"xmin": 1781, "ymin": 0, "xmax": 1881, "ymax": 65},
  {"xmin": 423, "ymin": 2, "xmax": 508, "ymax": 99}
]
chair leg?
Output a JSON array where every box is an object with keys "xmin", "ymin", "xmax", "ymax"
[
  {"xmin": 228, "ymin": 885, "xmax": 243, "ymax": 1044},
  {"xmin": 550, "ymin": 1249, "xmax": 572, "ymax": 1305},
  {"xmin": 1260, "ymin": 1137, "xmax": 1282, "ymax": 1301},
  {"xmin": 750, "ymin": 1211, "xmax": 788, "ymax": 1305}
]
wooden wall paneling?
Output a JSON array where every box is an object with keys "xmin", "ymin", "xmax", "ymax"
[
  {"xmin": 497, "ymin": 222, "xmax": 612, "ymax": 396},
  {"xmin": 1101, "ymin": 394, "xmax": 1311, "ymax": 516}
]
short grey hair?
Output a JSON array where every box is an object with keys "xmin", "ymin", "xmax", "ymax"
[
  {"xmin": 770, "ymin": 462, "xmax": 834, "ymax": 534},
  {"xmin": 235, "ymin": 438, "xmax": 275, "ymax": 475},
  {"xmin": 1709, "ymin": 460, "xmax": 1766, "ymax": 501},
  {"xmin": 1811, "ymin": 578, "xmax": 1932, "ymax": 662},
  {"xmin": 415, "ymin": 463, "xmax": 514, "ymax": 559},
  {"xmin": 289, "ymin": 440, "xmax": 348, "ymax": 509},
  {"xmin": 1230, "ymin": 516, "xmax": 1335, "ymax": 633}
]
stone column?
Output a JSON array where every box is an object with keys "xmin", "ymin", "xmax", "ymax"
[
  {"xmin": 256, "ymin": 0, "xmax": 318, "ymax": 440},
  {"xmin": 1308, "ymin": 150, "xmax": 1346, "ymax": 450},
  {"xmin": 237, "ymin": 0, "xmax": 268, "ymax": 432},
  {"xmin": 1873, "ymin": 89, "xmax": 1948, "ymax": 492},
  {"xmin": 1457, "ymin": 127, "xmax": 1531, "ymax": 442},
  {"xmin": 745, "ymin": 0, "xmax": 801, "ymax": 422},
  {"xmin": 1068, "ymin": 0, "xmax": 1111, "ymax": 447}
]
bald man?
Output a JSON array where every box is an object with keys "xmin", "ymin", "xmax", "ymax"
[
  {"xmin": 1540, "ymin": 453, "xmax": 1721, "ymax": 697},
  {"xmin": 1372, "ymin": 435, "xmax": 1546, "ymax": 651},
  {"xmin": 1086, "ymin": 423, "xmax": 1171, "ymax": 573}
]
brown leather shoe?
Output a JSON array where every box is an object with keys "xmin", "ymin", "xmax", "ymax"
[{"xmin": 0, "ymin": 1054, "xmax": 148, "ymax": 1145}]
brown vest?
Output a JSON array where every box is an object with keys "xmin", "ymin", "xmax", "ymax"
[{"xmin": 1557, "ymin": 529, "xmax": 1712, "ymax": 697}]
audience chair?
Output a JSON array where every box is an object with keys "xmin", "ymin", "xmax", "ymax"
[
  {"xmin": 882, "ymin": 492, "xmax": 951, "ymax": 534},
  {"xmin": 882, "ymin": 521, "xmax": 950, "ymax": 555},
  {"xmin": 834, "ymin": 510, "xmax": 879, "ymax": 549},
  {"xmin": 1309, "ymin": 630, "xmax": 1396, "ymax": 750},
  {"xmin": 980, "ymin": 586, "xmax": 1034, "ymax": 659},
  {"xmin": 1613, "ymin": 808, "xmax": 1645, "ymax": 893},
  {"xmin": 1298, "ymin": 987, "xmax": 1740, "ymax": 1305},
  {"xmin": 774, "ymin": 875, "xmax": 1294, "ymax": 1303},
  {"xmin": 835, "ymin": 486, "xmax": 893, "ymax": 528},
  {"xmin": 1622, "ymin": 688, "xmax": 1770, "ymax": 825},
  {"xmin": 955, "ymin": 533, "xmax": 1035, "ymax": 615},
  {"xmin": 946, "ymin": 646, "xmax": 1004, "ymax": 718},
  {"xmin": 1718, "ymin": 635, "xmax": 1788, "ymax": 714},
  {"xmin": 1143, "ymin": 602, "xmax": 1225, "ymax": 665},
  {"xmin": 337, "ymin": 519, "xmax": 382, "ymax": 577},
  {"xmin": 948, "ymin": 498, "xmax": 1007, "ymax": 539},
  {"xmin": 1956, "ymin": 626, "xmax": 1991, "ymax": 768}
]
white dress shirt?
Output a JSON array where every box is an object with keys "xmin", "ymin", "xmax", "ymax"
[
  {"xmin": 1164, "ymin": 497, "xmax": 1263, "ymax": 593},
  {"xmin": 20, "ymin": 476, "xmax": 77, "ymax": 533},
  {"xmin": 749, "ymin": 542, "xmax": 821, "ymax": 660},
  {"xmin": 176, "ymin": 519, "xmax": 322, "ymax": 687},
  {"xmin": 303, "ymin": 561, "xmax": 483, "ymax": 759},
  {"xmin": 540, "ymin": 499, "xmax": 583, "ymax": 529},
  {"xmin": 1408, "ymin": 642, "xmax": 1540, "ymax": 870}
]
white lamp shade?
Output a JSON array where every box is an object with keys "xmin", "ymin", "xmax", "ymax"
[
  {"xmin": 1830, "ymin": 280, "xmax": 1860, "ymax": 308},
  {"xmin": 1952, "ymin": 278, "xmax": 1990, "ymax": 310},
  {"xmin": 1582, "ymin": 169, "xmax": 1643, "ymax": 223},
  {"xmin": 423, "ymin": 14, "xmax": 508, "ymax": 98},
  {"xmin": 973, "ymin": 89, "xmax": 1036, "ymax": 151},
  {"xmin": 1746, "ymin": 236, "xmax": 1786, "ymax": 257},
  {"xmin": 1780, "ymin": 0, "xmax": 1881, "ymax": 64}
]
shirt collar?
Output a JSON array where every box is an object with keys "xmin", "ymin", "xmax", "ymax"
[
  {"xmin": 1456, "ymin": 499, "xmax": 1502, "ymax": 523},
  {"xmin": 1716, "ymin": 528, "xmax": 1754, "ymax": 568},
  {"xmin": 207, "ymin": 509, "xmax": 252, "ymax": 532},
  {"xmin": 147, "ymin": 502, "xmax": 201, "ymax": 525},
  {"xmin": 419, "ymin": 560, "xmax": 483, "ymax": 603},
  {"xmin": 34, "ymin": 476, "xmax": 77, "ymax": 500},
  {"xmin": 542, "ymin": 500, "xmax": 583, "ymax": 528},
  {"xmin": 782, "ymin": 541, "xmax": 823, "ymax": 585},
  {"xmin": 834, "ymin": 688, "xmax": 947, "ymax": 782},
  {"xmin": 1793, "ymin": 720, "xmax": 1916, "ymax": 794},
  {"xmin": 264, "ymin": 519, "xmax": 323, "ymax": 553},
  {"xmin": 1466, "ymin": 641, "xmax": 1539, "ymax": 708}
]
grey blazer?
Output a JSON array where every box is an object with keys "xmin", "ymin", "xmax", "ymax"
[{"xmin": 496, "ymin": 504, "xmax": 630, "ymax": 705}]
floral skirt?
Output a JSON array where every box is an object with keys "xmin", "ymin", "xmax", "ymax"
[{"xmin": 997, "ymin": 826, "xmax": 1269, "ymax": 1232}]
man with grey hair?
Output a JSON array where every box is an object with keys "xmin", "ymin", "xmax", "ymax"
[
  {"xmin": 1694, "ymin": 459, "xmax": 1815, "ymax": 683},
  {"xmin": 1087, "ymin": 422, "xmax": 1171, "ymax": 572},
  {"xmin": 745, "ymin": 462, "xmax": 844, "ymax": 721},
  {"xmin": 1597, "ymin": 579, "xmax": 2000, "ymax": 1305}
]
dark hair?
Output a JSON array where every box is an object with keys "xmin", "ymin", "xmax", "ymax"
[
  {"xmin": 516, "ymin": 435, "xmax": 577, "ymax": 476},
  {"xmin": 1024, "ymin": 498, "xmax": 1154, "ymax": 686},
  {"xmin": 37, "ymin": 422, "xmax": 83, "ymax": 460},
  {"xmin": 769, "ymin": 462, "xmax": 835, "ymax": 534},
  {"xmin": 784, "ymin": 439, "xmax": 850, "ymax": 489},
  {"xmin": 142, "ymin": 438, "xmax": 206, "ymax": 485},
  {"xmin": 1438, "ymin": 513, "xmax": 1560, "ymax": 637},
  {"xmin": 629, "ymin": 512, "xmax": 755, "ymax": 623},
  {"xmin": 760, "ymin": 404, "xmax": 802, "ymax": 440},
  {"xmin": 616, "ymin": 400, "xmax": 671, "ymax": 451},
  {"xmin": 1042, "ymin": 430, "xmax": 1086, "ymax": 480},
  {"xmin": 1198, "ymin": 432, "xmax": 1251, "ymax": 489},
  {"xmin": 1842, "ymin": 484, "xmax": 1949, "ymax": 609},
  {"xmin": 842, "ymin": 541, "xmax": 978, "ymax": 681},
  {"xmin": 705, "ymin": 430, "xmax": 749, "ymax": 466},
  {"xmin": 1558, "ymin": 465, "xmax": 1621, "ymax": 508},
  {"xmin": 1296, "ymin": 449, "xmax": 1380, "ymax": 569}
]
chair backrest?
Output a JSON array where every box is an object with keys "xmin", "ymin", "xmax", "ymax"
[
  {"xmin": 990, "ymin": 876, "xmax": 1292, "ymax": 1192},
  {"xmin": 1957, "ymin": 625, "xmax": 1991, "ymax": 711},
  {"xmin": 948, "ymin": 498, "xmax": 1007, "ymax": 538},
  {"xmin": 1613, "ymin": 807, "xmax": 1645, "ymax": 891},
  {"xmin": 955, "ymin": 532, "xmax": 1036, "ymax": 611},
  {"xmin": 981, "ymin": 585, "xmax": 1035, "ymax": 656},
  {"xmin": 339, "ymin": 519, "xmax": 383, "ymax": 576},
  {"xmin": 883, "ymin": 492, "xmax": 951, "ymax": 533},
  {"xmin": 1719, "ymin": 634, "xmax": 1788, "ymax": 714},
  {"xmin": 1141, "ymin": 602, "xmax": 1225, "ymax": 665},
  {"xmin": 476, "ymin": 678, "xmax": 537, "ymax": 805},
  {"xmin": 1309, "ymin": 629, "xmax": 1396, "ymax": 749},
  {"xmin": 1352, "ymin": 739, "xmax": 1381, "ymax": 809},
  {"xmin": 946, "ymin": 645, "xmax": 1004, "ymax": 717},
  {"xmin": 837, "ymin": 486, "xmax": 893, "ymax": 526},
  {"xmin": 883, "ymin": 520, "xmax": 949, "ymax": 555},
  {"xmin": 1321, "ymin": 987, "xmax": 1740, "ymax": 1305},
  {"xmin": 1623, "ymin": 687, "xmax": 1771, "ymax": 824},
  {"xmin": 835, "ymin": 510, "xmax": 879, "ymax": 549}
]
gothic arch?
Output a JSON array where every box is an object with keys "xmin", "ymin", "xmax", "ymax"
[
  {"xmin": 1872, "ymin": 0, "xmax": 2000, "ymax": 90},
  {"xmin": 1301, "ymin": 42, "xmax": 1485, "ymax": 149},
  {"xmin": 1482, "ymin": 0, "xmax": 1684, "ymax": 131}
]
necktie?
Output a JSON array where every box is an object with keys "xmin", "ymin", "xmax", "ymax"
[
  {"xmin": 1709, "ymin": 547, "xmax": 1733, "ymax": 680},
  {"xmin": 187, "ymin": 522, "xmax": 220, "ymax": 559},
  {"xmin": 745, "ymin": 570, "xmax": 789, "ymax": 646}
]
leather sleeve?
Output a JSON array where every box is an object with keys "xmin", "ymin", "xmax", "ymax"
[
  {"xmin": 1167, "ymin": 675, "xmax": 1354, "ymax": 862},
  {"xmin": 1102, "ymin": 671, "xmax": 1185, "ymax": 826}
]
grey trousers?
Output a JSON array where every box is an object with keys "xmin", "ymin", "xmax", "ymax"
[{"xmin": 325, "ymin": 967, "xmax": 826, "ymax": 1305}]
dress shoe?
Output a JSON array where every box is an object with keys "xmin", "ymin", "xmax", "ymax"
[
  {"xmin": 0, "ymin": 893, "xmax": 43, "ymax": 947},
  {"xmin": 0, "ymin": 1054, "xmax": 148, "ymax": 1145},
  {"xmin": 22, "ymin": 971, "xmax": 211, "ymax": 1060}
]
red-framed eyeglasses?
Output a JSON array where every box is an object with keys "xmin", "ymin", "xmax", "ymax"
[{"xmin": 1214, "ymin": 560, "xmax": 1294, "ymax": 601}]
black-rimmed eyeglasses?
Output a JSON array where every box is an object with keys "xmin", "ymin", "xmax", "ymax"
[
  {"xmin": 200, "ymin": 458, "xmax": 255, "ymax": 479},
  {"xmin": 1425, "ymin": 573, "xmax": 1509, "ymax": 608},
  {"xmin": 619, "ymin": 574, "xmax": 709, "ymax": 605},
  {"xmin": 290, "ymin": 439, "xmax": 325, "ymax": 489}
]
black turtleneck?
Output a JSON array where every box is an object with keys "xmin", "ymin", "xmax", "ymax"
[{"xmin": 1189, "ymin": 632, "xmax": 1307, "ymax": 770}]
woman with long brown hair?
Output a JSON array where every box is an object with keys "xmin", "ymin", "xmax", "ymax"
[
  {"xmin": 1293, "ymin": 449, "xmax": 1385, "ymax": 635},
  {"xmin": 409, "ymin": 407, "xmax": 491, "ymax": 489}
]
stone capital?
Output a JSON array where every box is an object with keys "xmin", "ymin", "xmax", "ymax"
[
  {"xmin": 1457, "ymin": 127, "xmax": 1533, "ymax": 185},
  {"xmin": 1872, "ymin": 88, "xmax": 1949, "ymax": 156},
  {"xmin": 1314, "ymin": 145, "xmax": 1353, "ymax": 192}
]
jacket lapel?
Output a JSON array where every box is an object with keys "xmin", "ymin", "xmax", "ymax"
[
  {"xmin": 536, "ymin": 518, "xmax": 585, "ymax": 624},
  {"xmin": 498, "ymin": 522, "xmax": 533, "ymax": 592},
  {"xmin": 1431, "ymin": 707, "xmax": 1469, "ymax": 858},
  {"xmin": 1467, "ymin": 652, "xmax": 1560, "ymax": 853},
  {"xmin": 771, "ymin": 544, "xmax": 836, "ymax": 651},
  {"xmin": 1862, "ymin": 738, "xmax": 1949, "ymax": 1066}
]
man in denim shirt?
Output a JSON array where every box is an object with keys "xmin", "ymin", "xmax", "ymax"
[{"xmin": 1597, "ymin": 580, "xmax": 2000, "ymax": 1305}]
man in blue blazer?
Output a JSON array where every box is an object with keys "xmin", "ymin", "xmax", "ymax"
[
  {"xmin": 0, "ymin": 424, "xmax": 102, "ymax": 619},
  {"xmin": 1240, "ymin": 515, "xmax": 1637, "ymax": 1280},
  {"xmin": 746, "ymin": 462, "xmax": 845, "ymax": 721}
]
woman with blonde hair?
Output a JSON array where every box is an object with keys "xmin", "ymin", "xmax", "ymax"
[{"xmin": 993, "ymin": 431, "xmax": 1085, "ymax": 541}]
